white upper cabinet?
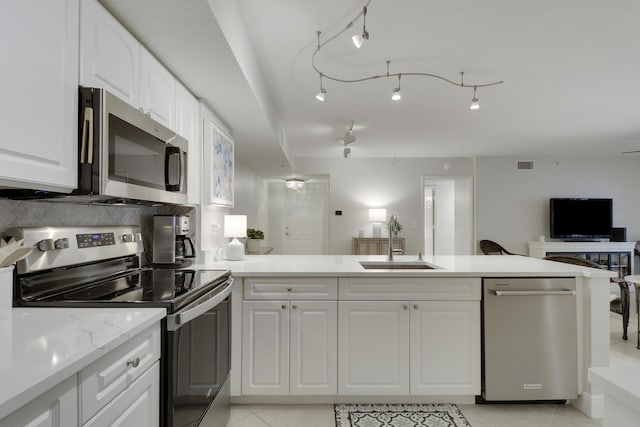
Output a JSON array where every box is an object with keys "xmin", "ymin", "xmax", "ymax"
[
  {"xmin": 80, "ymin": 0, "xmax": 140, "ymax": 106},
  {"xmin": 0, "ymin": 0, "xmax": 79, "ymax": 192},
  {"xmin": 140, "ymin": 47, "xmax": 176, "ymax": 129},
  {"xmin": 175, "ymin": 82, "xmax": 201, "ymax": 205},
  {"xmin": 80, "ymin": 0, "xmax": 178, "ymax": 131}
]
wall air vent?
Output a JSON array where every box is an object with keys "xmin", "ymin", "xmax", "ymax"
[{"xmin": 517, "ymin": 161, "xmax": 534, "ymax": 170}]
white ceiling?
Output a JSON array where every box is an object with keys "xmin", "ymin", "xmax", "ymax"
[{"xmin": 101, "ymin": 0, "xmax": 640, "ymax": 176}]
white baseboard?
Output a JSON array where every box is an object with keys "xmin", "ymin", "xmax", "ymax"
[{"xmin": 572, "ymin": 391, "xmax": 603, "ymax": 419}]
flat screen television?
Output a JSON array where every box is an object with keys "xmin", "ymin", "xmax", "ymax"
[{"xmin": 549, "ymin": 198, "xmax": 613, "ymax": 240}]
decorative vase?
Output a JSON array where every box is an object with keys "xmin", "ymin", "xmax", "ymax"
[{"xmin": 247, "ymin": 239, "xmax": 262, "ymax": 253}]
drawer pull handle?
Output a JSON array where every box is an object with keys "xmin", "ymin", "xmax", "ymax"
[
  {"xmin": 413, "ymin": 304, "xmax": 418, "ymax": 310},
  {"xmin": 281, "ymin": 304, "xmax": 287, "ymax": 310},
  {"xmin": 287, "ymin": 287, "xmax": 292, "ymax": 292},
  {"xmin": 127, "ymin": 357, "xmax": 140, "ymax": 368},
  {"xmin": 292, "ymin": 305, "xmax": 297, "ymax": 310},
  {"xmin": 402, "ymin": 304, "xmax": 408, "ymax": 310}
]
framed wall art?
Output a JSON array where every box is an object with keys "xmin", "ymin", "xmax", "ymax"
[{"xmin": 205, "ymin": 118, "xmax": 234, "ymax": 207}]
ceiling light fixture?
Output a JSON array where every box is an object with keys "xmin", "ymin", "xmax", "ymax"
[
  {"xmin": 470, "ymin": 86, "xmax": 480, "ymax": 110},
  {"xmin": 391, "ymin": 73, "xmax": 402, "ymax": 101},
  {"xmin": 315, "ymin": 72, "xmax": 326, "ymax": 102},
  {"xmin": 285, "ymin": 178, "xmax": 305, "ymax": 190},
  {"xmin": 351, "ymin": 5, "xmax": 369, "ymax": 48},
  {"xmin": 312, "ymin": 1, "xmax": 504, "ymax": 107}
]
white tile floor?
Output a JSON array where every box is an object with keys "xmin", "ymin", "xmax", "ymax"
[{"xmin": 217, "ymin": 313, "xmax": 640, "ymax": 427}]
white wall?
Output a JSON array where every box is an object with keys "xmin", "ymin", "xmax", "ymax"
[
  {"xmin": 232, "ymin": 162, "xmax": 269, "ymax": 233},
  {"xmin": 295, "ymin": 157, "xmax": 474, "ymax": 254},
  {"xmin": 475, "ymin": 156, "xmax": 640, "ymax": 255}
]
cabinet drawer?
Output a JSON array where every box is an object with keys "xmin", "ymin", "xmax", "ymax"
[
  {"xmin": 84, "ymin": 361, "xmax": 159, "ymax": 427},
  {"xmin": 79, "ymin": 324, "xmax": 161, "ymax": 423},
  {"xmin": 244, "ymin": 277, "xmax": 337, "ymax": 300},
  {"xmin": 339, "ymin": 278, "xmax": 481, "ymax": 301}
]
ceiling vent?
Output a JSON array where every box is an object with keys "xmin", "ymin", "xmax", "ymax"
[{"xmin": 517, "ymin": 161, "xmax": 534, "ymax": 170}]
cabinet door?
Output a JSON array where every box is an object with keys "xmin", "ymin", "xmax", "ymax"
[
  {"xmin": 410, "ymin": 301, "xmax": 480, "ymax": 395},
  {"xmin": 0, "ymin": 375, "xmax": 77, "ymax": 427},
  {"xmin": 290, "ymin": 301, "xmax": 337, "ymax": 395},
  {"xmin": 0, "ymin": 0, "xmax": 78, "ymax": 192},
  {"xmin": 338, "ymin": 301, "xmax": 410, "ymax": 395},
  {"xmin": 242, "ymin": 301, "xmax": 290, "ymax": 395},
  {"xmin": 80, "ymin": 0, "xmax": 140, "ymax": 106},
  {"xmin": 84, "ymin": 362, "xmax": 159, "ymax": 427},
  {"xmin": 176, "ymin": 81, "xmax": 201, "ymax": 205},
  {"xmin": 140, "ymin": 47, "xmax": 176, "ymax": 129}
]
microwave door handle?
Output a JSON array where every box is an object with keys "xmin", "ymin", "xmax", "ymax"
[
  {"xmin": 80, "ymin": 106, "xmax": 93, "ymax": 163},
  {"xmin": 165, "ymin": 146, "xmax": 181, "ymax": 191}
]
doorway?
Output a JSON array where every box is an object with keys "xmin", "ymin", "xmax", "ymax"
[
  {"xmin": 422, "ymin": 176, "xmax": 473, "ymax": 255},
  {"xmin": 267, "ymin": 179, "xmax": 330, "ymax": 254}
]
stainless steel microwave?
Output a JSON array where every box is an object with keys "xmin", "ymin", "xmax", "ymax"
[{"xmin": 77, "ymin": 86, "xmax": 188, "ymax": 205}]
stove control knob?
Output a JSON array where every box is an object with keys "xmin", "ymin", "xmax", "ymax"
[
  {"xmin": 54, "ymin": 238, "xmax": 69, "ymax": 250},
  {"xmin": 122, "ymin": 233, "xmax": 136, "ymax": 243},
  {"xmin": 38, "ymin": 239, "xmax": 55, "ymax": 252}
]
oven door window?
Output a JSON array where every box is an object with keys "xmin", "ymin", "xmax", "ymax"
[
  {"xmin": 108, "ymin": 114, "xmax": 184, "ymax": 192},
  {"xmin": 170, "ymin": 297, "xmax": 230, "ymax": 426}
]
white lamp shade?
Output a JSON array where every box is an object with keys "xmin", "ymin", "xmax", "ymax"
[
  {"xmin": 368, "ymin": 208, "xmax": 387, "ymax": 222},
  {"xmin": 224, "ymin": 215, "xmax": 247, "ymax": 238}
]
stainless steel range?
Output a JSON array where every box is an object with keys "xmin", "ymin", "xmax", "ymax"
[{"xmin": 6, "ymin": 225, "xmax": 231, "ymax": 427}]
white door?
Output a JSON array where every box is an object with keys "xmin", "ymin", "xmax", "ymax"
[
  {"xmin": 80, "ymin": 0, "xmax": 140, "ymax": 106},
  {"xmin": 140, "ymin": 47, "xmax": 176, "ymax": 129},
  {"xmin": 338, "ymin": 301, "xmax": 410, "ymax": 395},
  {"xmin": 283, "ymin": 183, "xmax": 327, "ymax": 254},
  {"xmin": 410, "ymin": 301, "xmax": 480, "ymax": 395},
  {"xmin": 1, "ymin": 0, "xmax": 78, "ymax": 192},
  {"xmin": 242, "ymin": 301, "xmax": 289, "ymax": 395},
  {"xmin": 290, "ymin": 301, "xmax": 338, "ymax": 395},
  {"xmin": 422, "ymin": 177, "xmax": 474, "ymax": 255}
]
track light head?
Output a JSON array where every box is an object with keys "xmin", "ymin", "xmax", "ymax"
[
  {"xmin": 316, "ymin": 88, "xmax": 326, "ymax": 102},
  {"xmin": 470, "ymin": 86, "xmax": 479, "ymax": 110},
  {"xmin": 352, "ymin": 34, "xmax": 364, "ymax": 48},
  {"xmin": 391, "ymin": 88, "xmax": 401, "ymax": 101},
  {"xmin": 352, "ymin": 6, "xmax": 369, "ymax": 48}
]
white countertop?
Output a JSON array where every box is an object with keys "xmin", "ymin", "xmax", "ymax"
[
  {"xmin": 590, "ymin": 367, "xmax": 640, "ymax": 412},
  {"xmin": 0, "ymin": 307, "xmax": 166, "ymax": 419},
  {"xmin": 195, "ymin": 254, "xmax": 616, "ymax": 278}
]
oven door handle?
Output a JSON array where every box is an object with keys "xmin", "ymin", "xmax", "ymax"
[{"xmin": 166, "ymin": 278, "xmax": 233, "ymax": 331}]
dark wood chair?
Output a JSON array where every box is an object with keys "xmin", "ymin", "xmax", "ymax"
[
  {"xmin": 544, "ymin": 255, "xmax": 631, "ymax": 340},
  {"xmin": 479, "ymin": 239, "xmax": 518, "ymax": 255}
]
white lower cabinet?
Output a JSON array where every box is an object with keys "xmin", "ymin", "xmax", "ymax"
[
  {"xmin": 410, "ymin": 301, "xmax": 480, "ymax": 395},
  {"xmin": 0, "ymin": 375, "xmax": 78, "ymax": 427},
  {"xmin": 338, "ymin": 301, "xmax": 410, "ymax": 395},
  {"xmin": 338, "ymin": 300, "xmax": 480, "ymax": 396},
  {"xmin": 83, "ymin": 362, "xmax": 159, "ymax": 427},
  {"xmin": 242, "ymin": 300, "xmax": 337, "ymax": 395}
]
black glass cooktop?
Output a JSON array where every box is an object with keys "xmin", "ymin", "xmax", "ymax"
[{"xmin": 18, "ymin": 267, "xmax": 231, "ymax": 313}]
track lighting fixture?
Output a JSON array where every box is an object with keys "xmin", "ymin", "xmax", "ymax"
[
  {"xmin": 312, "ymin": 1, "xmax": 503, "ymax": 108},
  {"xmin": 351, "ymin": 6, "xmax": 369, "ymax": 48},
  {"xmin": 391, "ymin": 74, "xmax": 402, "ymax": 101},
  {"xmin": 470, "ymin": 86, "xmax": 480, "ymax": 110},
  {"xmin": 315, "ymin": 73, "xmax": 326, "ymax": 102}
]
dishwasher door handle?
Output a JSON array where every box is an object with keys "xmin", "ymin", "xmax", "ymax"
[{"xmin": 492, "ymin": 289, "xmax": 576, "ymax": 296}]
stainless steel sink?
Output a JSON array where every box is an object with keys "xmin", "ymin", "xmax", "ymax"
[{"xmin": 359, "ymin": 261, "xmax": 439, "ymax": 270}]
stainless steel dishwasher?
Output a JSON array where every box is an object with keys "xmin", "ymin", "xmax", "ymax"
[{"xmin": 483, "ymin": 277, "xmax": 578, "ymax": 401}]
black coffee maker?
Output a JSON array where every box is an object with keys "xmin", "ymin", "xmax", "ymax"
[{"xmin": 153, "ymin": 215, "xmax": 195, "ymax": 267}]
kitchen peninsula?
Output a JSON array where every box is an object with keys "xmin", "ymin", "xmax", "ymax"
[{"xmin": 202, "ymin": 254, "xmax": 614, "ymax": 419}]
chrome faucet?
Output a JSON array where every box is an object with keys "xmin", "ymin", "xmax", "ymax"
[{"xmin": 387, "ymin": 214, "xmax": 399, "ymax": 261}]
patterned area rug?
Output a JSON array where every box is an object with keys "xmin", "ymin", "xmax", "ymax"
[{"xmin": 334, "ymin": 403, "xmax": 472, "ymax": 427}]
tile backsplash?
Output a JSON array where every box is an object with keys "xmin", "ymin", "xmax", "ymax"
[{"xmin": 0, "ymin": 199, "xmax": 193, "ymax": 264}]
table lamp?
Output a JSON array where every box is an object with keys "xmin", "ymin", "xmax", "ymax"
[
  {"xmin": 224, "ymin": 215, "xmax": 247, "ymax": 260},
  {"xmin": 369, "ymin": 208, "xmax": 387, "ymax": 237}
]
